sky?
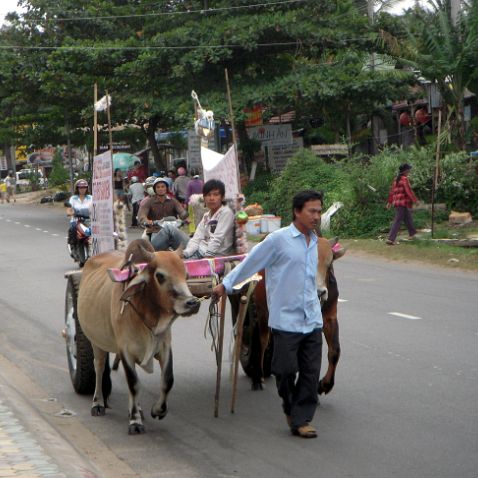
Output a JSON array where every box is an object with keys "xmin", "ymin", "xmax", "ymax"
[{"xmin": 0, "ymin": 0, "xmax": 419, "ymax": 25}]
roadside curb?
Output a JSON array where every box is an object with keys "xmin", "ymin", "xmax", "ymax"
[{"xmin": 0, "ymin": 353, "xmax": 138, "ymax": 478}]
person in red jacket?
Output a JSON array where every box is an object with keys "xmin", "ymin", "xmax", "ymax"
[{"xmin": 386, "ymin": 163, "xmax": 418, "ymax": 245}]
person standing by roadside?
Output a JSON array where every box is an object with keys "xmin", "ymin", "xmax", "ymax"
[
  {"xmin": 127, "ymin": 160, "xmax": 147, "ymax": 183},
  {"xmin": 0, "ymin": 179, "xmax": 6, "ymax": 203},
  {"xmin": 5, "ymin": 171, "xmax": 16, "ymax": 203},
  {"xmin": 212, "ymin": 190, "xmax": 324, "ymax": 439},
  {"xmin": 185, "ymin": 171, "xmax": 204, "ymax": 235},
  {"xmin": 386, "ymin": 163, "xmax": 418, "ymax": 245},
  {"xmin": 128, "ymin": 176, "xmax": 144, "ymax": 227}
]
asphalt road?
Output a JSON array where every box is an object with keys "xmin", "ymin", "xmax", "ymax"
[{"xmin": 0, "ymin": 202, "xmax": 477, "ymax": 478}]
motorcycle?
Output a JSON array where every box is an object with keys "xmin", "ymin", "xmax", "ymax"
[{"xmin": 67, "ymin": 214, "xmax": 92, "ymax": 267}]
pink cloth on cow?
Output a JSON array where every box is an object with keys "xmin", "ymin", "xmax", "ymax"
[{"xmin": 184, "ymin": 254, "xmax": 246, "ymax": 278}]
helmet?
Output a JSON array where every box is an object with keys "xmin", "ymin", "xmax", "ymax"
[
  {"xmin": 144, "ymin": 176, "xmax": 156, "ymax": 186},
  {"xmin": 131, "ymin": 176, "xmax": 138, "ymax": 183},
  {"xmin": 74, "ymin": 179, "xmax": 89, "ymax": 193},
  {"xmin": 153, "ymin": 177, "xmax": 170, "ymax": 191}
]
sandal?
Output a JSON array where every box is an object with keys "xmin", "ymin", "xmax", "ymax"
[{"xmin": 292, "ymin": 424, "xmax": 317, "ymax": 439}]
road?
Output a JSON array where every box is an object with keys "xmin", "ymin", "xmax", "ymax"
[{"xmin": 0, "ymin": 202, "xmax": 477, "ymax": 478}]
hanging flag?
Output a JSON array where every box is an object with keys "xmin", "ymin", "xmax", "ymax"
[{"xmin": 94, "ymin": 95, "xmax": 112, "ymax": 112}]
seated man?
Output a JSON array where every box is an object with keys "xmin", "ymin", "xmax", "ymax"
[
  {"xmin": 137, "ymin": 177, "xmax": 188, "ymax": 235},
  {"xmin": 151, "ymin": 179, "xmax": 235, "ymax": 259}
]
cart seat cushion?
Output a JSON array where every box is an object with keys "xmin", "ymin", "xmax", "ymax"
[{"xmin": 184, "ymin": 254, "xmax": 246, "ymax": 278}]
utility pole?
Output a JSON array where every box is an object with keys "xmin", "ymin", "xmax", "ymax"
[
  {"xmin": 451, "ymin": 0, "xmax": 460, "ymax": 27},
  {"xmin": 368, "ymin": 0, "xmax": 380, "ymax": 154}
]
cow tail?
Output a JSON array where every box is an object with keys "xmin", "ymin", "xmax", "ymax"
[{"xmin": 102, "ymin": 354, "xmax": 112, "ymax": 408}]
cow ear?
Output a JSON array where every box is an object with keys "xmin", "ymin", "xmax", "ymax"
[
  {"xmin": 108, "ymin": 268, "xmax": 132, "ymax": 283},
  {"xmin": 120, "ymin": 274, "xmax": 147, "ymax": 301},
  {"xmin": 332, "ymin": 244, "xmax": 346, "ymax": 260}
]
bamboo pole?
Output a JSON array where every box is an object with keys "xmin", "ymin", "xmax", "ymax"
[
  {"xmin": 225, "ymin": 68, "xmax": 243, "ymax": 191},
  {"xmin": 214, "ymin": 295, "xmax": 227, "ymax": 418},
  {"xmin": 105, "ymin": 90, "xmax": 113, "ymax": 154},
  {"xmin": 431, "ymin": 108, "xmax": 442, "ymax": 239},
  {"xmin": 93, "ymin": 83, "xmax": 98, "ymax": 156}
]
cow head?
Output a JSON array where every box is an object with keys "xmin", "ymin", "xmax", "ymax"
[
  {"xmin": 108, "ymin": 239, "xmax": 200, "ymax": 334},
  {"xmin": 316, "ymin": 237, "xmax": 346, "ymax": 304}
]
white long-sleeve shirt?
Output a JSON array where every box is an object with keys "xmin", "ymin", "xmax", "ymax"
[{"xmin": 183, "ymin": 205, "xmax": 235, "ymax": 258}]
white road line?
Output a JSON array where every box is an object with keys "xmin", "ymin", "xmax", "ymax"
[
  {"xmin": 36, "ymin": 227, "xmax": 42, "ymax": 231},
  {"xmin": 14, "ymin": 221, "xmax": 20, "ymax": 224},
  {"xmin": 388, "ymin": 312, "xmax": 422, "ymax": 320},
  {"xmin": 24, "ymin": 224, "xmax": 31, "ymax": 228},
  {"xmin": 338, "ymin": 298, "xmax": 348, "ymax": 303},
  {"xmin": 6, "ymin": 219, "xmax": 11, "ymax": 222},
  {"xmin": 42, "ymin": 230, "xmax": 49, "ymax": 233},
  {"xmin": 51, "ymin": 233, "xmax": 59, "ymax": 237}
]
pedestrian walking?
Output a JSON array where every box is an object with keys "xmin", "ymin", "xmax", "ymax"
[
  {"xmin": 5, "ymin": 171, "xmax": 16, "ymax": 203},
  {"xmin": 212, "ymin": 190, "xmax": 324, "ymax": 439},
  {"xmin": 386, "ymin": 163, "xmax": 418, "ymax": 245}
]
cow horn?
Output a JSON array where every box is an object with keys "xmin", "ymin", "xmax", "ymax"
[{"xmin": 138, "ymin": 242, "xmax": 156, "ymax": 262}]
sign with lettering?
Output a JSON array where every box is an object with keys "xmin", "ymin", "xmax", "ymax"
[
  {"xmin": 187, "ymin": 129, "xmax": 202, "ymax": 171},
  {"xmin": 91, "ymin": 150, "xmax": 115, "ymax": 255},
  {"xmin": 247, "ymin": 124, "xmax": 293, "ymax": 147},
  {"xmin": 269, "ymin": 138, "xmax": 303, "ymax": 173}
]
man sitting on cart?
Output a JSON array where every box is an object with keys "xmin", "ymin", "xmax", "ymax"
[{"xmin": 151, "ymin": 179, "xmax": 235, "ymax": 259}]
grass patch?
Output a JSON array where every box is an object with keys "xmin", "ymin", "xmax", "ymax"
[{"xmin": 341, "ymin": 236, "xmax": 478, "ymax": 271}]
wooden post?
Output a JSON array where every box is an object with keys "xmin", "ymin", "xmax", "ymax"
[
  {"xmin": 214, "ymin": 295, "xmax": 227, "ymax": 418},
  {"xmin": 230, "ymin": 281, "xmax": 257, "ymax": 414},
  {"xmin": 105, "ymin": 90, "xmax": 113, "ymax": 155},
  {"xmin": 431, "ymin": 108, "xmax": 442, "ymax": 239},
  {"xmin": 225, "ymin": 68, "xmax": 244, "ymax": 189},
  {"xmin": 93, "ymin": 83, "xmax": 98, "ymax": 156}
]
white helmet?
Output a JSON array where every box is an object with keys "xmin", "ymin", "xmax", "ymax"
[{"xmin": 131, "ymin": 176, "xmax": 138, "ymax": 183}]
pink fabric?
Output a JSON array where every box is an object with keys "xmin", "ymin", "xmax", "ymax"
[{"xmin": 184, "ymin": 254, "xmax": 246, "ymax": 278}]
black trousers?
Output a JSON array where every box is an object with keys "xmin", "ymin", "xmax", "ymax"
[{"xmin": 271, "ymin": 328, "xmax": 322, "ymax": 430}]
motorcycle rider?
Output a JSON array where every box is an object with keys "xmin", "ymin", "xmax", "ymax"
[
  {"xmin": 137, "ymin": 177, "xmax": 188, "ymax": 235},
  {"xmin": 66, "ymin": 179, "xmax": 92, "ymax": 260}
]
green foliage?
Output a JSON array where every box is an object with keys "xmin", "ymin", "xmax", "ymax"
[
  {"xmin": 48, "ymin": 148, "xmax": 69, "ymax": 187},
  {"xmin": 244, "ymin": 145, "xmax": 478, "ymax": 237}
]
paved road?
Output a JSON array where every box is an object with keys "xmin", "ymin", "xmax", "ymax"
[{"xmin": 0, "ymin": 202, "xmax": 477, "ymax": 478}]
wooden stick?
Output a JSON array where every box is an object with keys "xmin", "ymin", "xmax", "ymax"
[
  {"xmin": 93, "ymin": 83, "xmax": 98, "ymax": 156},
  {"xmin": 225, "ymin": 68, "xmax": 243, "ymax": 190},
  {"xmin": 230, "ymin": 282, "xmax": 257, "ymax": 414},
  {"xmin": 431, "ymin": 108, "xmax": 442, "ymax": 239},
  {"xmin": 214, "ymin": 295, "xmax": 227, "ymax": 418},
  {"xmin": 105, "ymin": 90, "xmax": 113, "ymax": 155}
]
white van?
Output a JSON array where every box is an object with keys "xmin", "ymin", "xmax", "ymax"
[{"xmin": 16, "ymin": 169, "xmax": 46, "ymax": 188}]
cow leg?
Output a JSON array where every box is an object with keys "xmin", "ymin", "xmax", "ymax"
[
  {"xmin": 91, "ymin": 346, "xmax": 107, "ymax": 416},
  {"xmin": 121, "ymin": 354, "xmax": 145, "ymax": 435},
  {"xmin": 318, "ymin": 312, "xmax": 340, "ymax": 395},
  {"xmin": 151, "ymin": 334, "xmax": 173, "ymax": 421}
]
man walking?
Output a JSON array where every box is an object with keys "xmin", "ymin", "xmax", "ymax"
[{"xmin": 213, "ymin": 190, "xmax": 323, "ymax": 438}]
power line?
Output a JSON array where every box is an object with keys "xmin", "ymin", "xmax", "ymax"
[{"xmin": 21, "ymin": 0, "xmax": 308, "ymax": 22}]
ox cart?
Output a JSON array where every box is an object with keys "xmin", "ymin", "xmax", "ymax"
[{"xmin": 63, "ymin": 253, "xmax": 264, "ymax": 417}]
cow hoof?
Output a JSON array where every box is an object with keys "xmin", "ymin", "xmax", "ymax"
[
  {"xmin": 151, "ymin": 403, "xmax": 168, "ymax": 420},
  {"xmin": 251, "ymin": 381, "xmax": 263, "ymax": 391},
  {"xmin": 91, "ymin": 405, "xmax": 106, "ymax": 416},
  {"xmin": 128, "ymin": 423, "xmax": 145, "ymax": 435}
]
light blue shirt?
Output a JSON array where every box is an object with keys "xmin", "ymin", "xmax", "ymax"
[{"xmin": 222, "ymin": 223, "xmax": 322, "ymax": 333}]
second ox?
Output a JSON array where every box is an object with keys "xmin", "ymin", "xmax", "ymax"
[
  {"xmin": 239, "ymin": 236, "xmax": 345, "ymax": 393},
  {"xmin": 77, "ymin": 239, "xmax": 200, "ymax": 434}
]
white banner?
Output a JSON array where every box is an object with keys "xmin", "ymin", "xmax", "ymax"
[
  {"xmin": 246, "ymin": 124, "xmax": 293, "ymax": 147},
  {"xmin": 201, "ymin": 145, "xmax": 239, "ymax": 200},
  {"xmin": 91, "ymin": 150, "xmax": 115, "ymax": 255}
]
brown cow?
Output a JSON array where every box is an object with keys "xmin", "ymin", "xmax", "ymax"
[
  {"xmin": 240, "ymin": 236, "xmax": 345, "ymax": 393},
  {"xmin": 77, "ymin": 239, "xmax": 200, "ymax": 434}
]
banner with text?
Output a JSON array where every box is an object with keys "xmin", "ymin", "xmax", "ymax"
[
  {"xmin": 91, "ymin": 150, "xmax": 114, "ymax": 255},
  {"xmin": 201, "ymin": 145, "xmax": 239, "ymax": 200},
  {"xmin": 246, "ymin": 124, "xmax": 293, "ymax": 147}
]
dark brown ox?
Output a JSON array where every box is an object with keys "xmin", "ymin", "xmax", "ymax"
[
  {"xmin": 240, "ymin": 236, "xmax": 345, "ymax": 393},
  {"xmin": 77, "ymin": 239, "xmax": 200, "ymax": 434}
]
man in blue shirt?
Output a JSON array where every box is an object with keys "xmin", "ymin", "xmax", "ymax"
[{"xmin": 212, "ymin": 190, "xmax": 323, "ymax": 439}]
